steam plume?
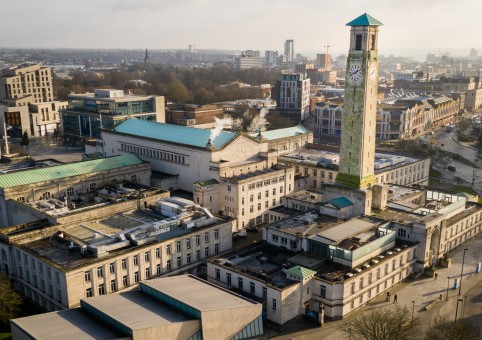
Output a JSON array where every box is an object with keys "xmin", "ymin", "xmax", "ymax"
[{"xmin": 209, "ymin": 117, "xmax": 233, "ymax": 141}]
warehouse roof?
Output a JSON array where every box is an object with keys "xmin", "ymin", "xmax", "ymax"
[
  {"xmin": 110, "ymin": 119, "xmax": 238, "ymax": 149},
  {"xmin": 0, "ymin": 154, "xmax": 144, "ymax": 189}
]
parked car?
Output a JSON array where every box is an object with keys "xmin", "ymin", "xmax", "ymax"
[{"xmin": 447, "ymin": 165, "xmax": 456, "ymax": 171}]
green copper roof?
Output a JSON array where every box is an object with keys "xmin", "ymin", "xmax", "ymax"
[
  {"xmin": 195, "ymin": 179, "xmax": 219, "ymax": 187},
  {"xmin": 346, "ymin": 13, "xmax": 383, "ymax": 27},
  {"xmin": 328, "ymin": 196, "xmax": 354, "ymax": 210},
  {"xmin": 111, "ymin": 119, "xmax": 238, "ymax": 149},
  {"xmin": 248, "ymin": 124, "xmax": 310, "ymax": 141},
  {"xmin": 284, "ymin": 265, "xmax": 316, "ymax": 280},
  {"xmin": 0, "ymin": 154, "xmax": 144, "ymax": 189}
]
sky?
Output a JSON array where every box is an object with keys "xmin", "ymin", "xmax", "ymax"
[{"xmin": 2, "ymin": 0, "xmax": 481, "ymax": 59}]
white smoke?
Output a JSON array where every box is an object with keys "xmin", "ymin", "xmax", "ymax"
[
  {"xmin": 248, "ymin": 107, "xmax": 269, "ymax": 132},
  {"xmin": 209, "ymin": 117, "xmax": 233, "ymax": 141},
  {"xmin": 231, "ymin": 118, "xmax": 243, "ymax": 130}
]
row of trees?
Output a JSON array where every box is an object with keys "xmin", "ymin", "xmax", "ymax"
[
  {"xmin": 54, "ymin": 64, "xmax": 279, "ymax": 105},
  {"xmin": 340, "ymin": 306, "xmax": 479, "ymax": 340}
]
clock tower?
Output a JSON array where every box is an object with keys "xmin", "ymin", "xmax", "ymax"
[{"xmin": 336, "ymin": 13, "xmax": 382, "ymax": 190}]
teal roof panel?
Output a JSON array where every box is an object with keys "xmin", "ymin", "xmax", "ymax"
[
  {"xmin": 328, "ymin": 196, "xmax": 354, "ymax": 210},
  {"xmin": 0, "ymin": 154, "xmax": 144, "ymax": 189},
  {"xmin": 111, "ymin": 119, "xmax": 238, "ymax": 149},
  {"xmin": 346, "ymin": 13, "xmax": 383, "ymax": 27},
  {"xmin": 249, "ymin": 125, "xmax": 310, "ymax": 141}
]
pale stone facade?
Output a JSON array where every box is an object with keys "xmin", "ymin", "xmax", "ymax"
[{"xmin": 194, "ymin": 165, "xmax": 295, "ymax": 230}]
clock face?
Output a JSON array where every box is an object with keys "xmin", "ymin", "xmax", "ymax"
[
  {"xmin": 368, "ymin": 61, "xmax": 377, "ymax": 80},
  {"xmin": 348, "ymin": 64, "xmax": 362, "ymax": 82}
]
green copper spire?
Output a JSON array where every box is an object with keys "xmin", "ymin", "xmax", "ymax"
[{"xmin": 346, "ymin": 13, "xmax": 383, "ymax": 27}]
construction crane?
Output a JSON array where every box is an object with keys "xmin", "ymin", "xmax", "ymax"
[{"xmin": 322, "ymin": 43, "xmax": 333, "ymax": 70}]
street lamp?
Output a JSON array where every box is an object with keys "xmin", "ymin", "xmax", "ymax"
[
  {"xmin": 458, "ymin": 249, "xmax": 469, "ymax": 296},
  {"xmin": 446, "ymin": 277, "xmax": 450, "ymax": 301},
  {"xmin": 454, "ymin": 298, "xmax": 464, "ymax": 324},
  {"xmin": 411, "ymin": 300, "xmax": 415, "ymax": 323}
]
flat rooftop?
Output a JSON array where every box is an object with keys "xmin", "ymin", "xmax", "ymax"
[
  {"xmin": 11, "ymin": 309, "xmax": 123, "ymax": 340},
  {"xmin": 212, "ymin": 239, "xmax": 412, "ymax": 287},
  {"xmin": 82, "ymin": 290, "xmax": 195, "ymax": 330},
  {"xmin": 15, "ymin": 198, "xmax": 228, "ymax": 271},
  {"xmin": 284, "ymin": 190, "xmax": 323, "ymax": 203},
  {"xmin": 279, "ymin": 145, "xmax": 426, "ymax": 173},
  {"xmin": 143, "ymin": 275, "xmax": 258, "ymax": 311},
  {"xmin": 26, "ymin": 181, "xmax": 165, "ymax": 217}
]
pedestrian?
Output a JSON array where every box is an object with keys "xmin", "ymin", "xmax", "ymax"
[
  {"xmin": 393, "ymin": 294, "xmax": 398, "ymax": 304},
  {"xmin": 386, "ymin": 291, "xmax": 391, "ymax": 302},
  {"xmin": 434, "ymin": 272, "xmax": 438, "ymax": 280}
]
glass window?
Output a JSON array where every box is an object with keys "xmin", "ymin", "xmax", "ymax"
[{"xmin": 84, "ymin": 271, "xmax": 91, "ymax": 282}]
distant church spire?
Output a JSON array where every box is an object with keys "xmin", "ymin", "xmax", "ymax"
[{"xmin": 144, "ymin": 48, "xmax": 150, "ymax": 64}]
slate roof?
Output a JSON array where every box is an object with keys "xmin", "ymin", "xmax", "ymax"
[
  {"xmin": 346, "ymin": 13, "xmax": 383, "ymax": 27},
  {"xmin": 0, "ymin": 154, "xmax": 144, "ymax": 189},
  {"xmin": 111, "ymin": 119, "xmax": 238, "ymax": 149}
]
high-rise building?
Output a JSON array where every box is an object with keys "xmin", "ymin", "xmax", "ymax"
[
  {"xmin": 274, "ymin": 72, "xmax": 311, "ymax": 121},
  {"xmin": 284, "ymin": 39, "xmax": 294, "ymax": 62},
  {"xmin": 315, "ymin": 53, "xmax": 332, "ymax": 69},
  {"xmin": 336, "ymin": 14, "xmax": 382, "ymax": 190},
  {"xmin": 265, "ymin": 50, "xmax": 279, "ymax": 66}
]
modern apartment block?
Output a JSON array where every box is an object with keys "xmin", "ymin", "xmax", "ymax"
[
  {"xmin": 0, "ymin": 64, "xmax": 67, "ymax": 137},
  {"xmin": 61, "ymin": 89, "xmax": 165, "ymax": 142},
  {"xmin": 0, "ymin": 193, "xmax": 234, "ymax": 312},
  {"xmin": 273, "ymin": 72, "xmax": 311, "ymax": 122},
  {"xmin": 0, "ymin": 64, "xmax": 54, "ymax": 105}
]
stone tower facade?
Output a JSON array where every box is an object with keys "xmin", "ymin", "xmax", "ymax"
[{"xmin": 336, "ymin": 14, "xmax": 382, "ymax": 190}]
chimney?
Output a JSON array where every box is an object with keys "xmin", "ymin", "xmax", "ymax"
[{"xmin": 206, "ymin": 139, "xmax": 214, "ymax": 150}]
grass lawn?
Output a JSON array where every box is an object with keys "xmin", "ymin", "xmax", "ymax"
[{"xmin": 0, "ymin": 333, "xmax": 11, "ymax": 340}]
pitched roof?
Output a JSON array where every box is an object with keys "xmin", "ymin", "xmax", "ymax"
[
  {"xmin": 110, "ymin": 119, "xmax": 238, "ymax": 149},
  {"xmin": 0, "ymin": 154, "xmax": 144, "ymax": 189},
  {"xmin": 327, "ymin": 196, "xmax": 354, "ymax": 210},
  {"xmin": 284, "ymin": 265, "xmax": 316, "ymax": 280},
  {"xmin": 346, "ymin": 13, "xmax": 383, "ymax": 27},
  {"xmin": 249, "ymin": 124, "xmax": 310, "ymax": 141}
]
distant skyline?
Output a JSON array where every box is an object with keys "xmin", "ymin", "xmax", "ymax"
[{"xmin": 1, "ymin": 0, "xmax": 481, "ymax": 59}]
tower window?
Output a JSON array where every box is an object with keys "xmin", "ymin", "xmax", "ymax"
[
  {"xmin": 355, "ymin": 34, "xmax": 362, "ymax": 50},
  {"xmin": 371, "ymin": 34, "xmax": 376, "ymax": 50}
]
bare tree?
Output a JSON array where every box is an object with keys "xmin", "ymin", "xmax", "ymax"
[
  {"xmin": 0, "ymin": 273, "xmax": 22, "ymax": 324},
  {"xmin": 340, "ymin": 306, "xmax": 420, "ymax": 340},
  {"xmin": 424, "ymin": 316, "xmax": 478, "ymax": 340}
]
